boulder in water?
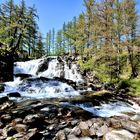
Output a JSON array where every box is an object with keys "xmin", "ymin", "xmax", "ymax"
[
  {"xmin": 7, "ymin": 92, "xmax": 21, "ymax": 98},
  {"xmin": 36, "ymin": 58, "xmax": 50, "ymax": 74},
  {"xmin": 0, "ymin": 84, "xmax": 5, "ymax": 93},
  {"xmin": 14, "ymin": 73, "xmax": 32, "ymax": 80}
]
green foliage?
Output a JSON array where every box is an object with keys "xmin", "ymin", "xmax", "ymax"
[
  {"xmin": 0, "ymin": 0, "xmax": 39, "ymax": 59},
  {"xmin": 118, "ymin": 79, "xmax": 131, "ymax": 89},
  {"xmin": 78, "ymin": 57, "xmax": 94, "ymax": 71},
  {"xmin": 130, "ymin": 79, "xmax": 140, "ymax": 95}
]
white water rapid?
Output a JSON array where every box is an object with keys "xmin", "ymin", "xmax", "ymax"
[
  {"xmin": 2, "ymin": 56, "xmax": 83, "ymax": 99},
  {"xmin": 14, "ymin": 56, "xmax": 84, "ymax": 84},
  {"xmin": 1, "ymin": 56, "xmax": 140, "ymax": 117}
]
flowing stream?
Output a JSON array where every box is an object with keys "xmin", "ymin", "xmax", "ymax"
[{"xmin": 1, "ymin": 56, "xmax": 140, "ymax": 117}]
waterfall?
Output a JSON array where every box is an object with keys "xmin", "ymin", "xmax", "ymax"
[
  {"xmin": 14, "ymin": 56, "xmax": 84, "ymax": 84},
  {"xmin": 2, "ymin": 56, "xmax": 84, "ymax": 99}
]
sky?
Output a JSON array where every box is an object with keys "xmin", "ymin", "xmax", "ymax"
[
  {"xmin": 0, "ymin": 0, "xmax": 140, "ymax": 37},
  {"xmin": 0, "ymin": 0, "xmax": 84, "ymax": 36}
]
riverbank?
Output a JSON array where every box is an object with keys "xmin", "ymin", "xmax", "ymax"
[{"xmin": 0, "ymin": 93, "xmax": 140, "ymax": 140}]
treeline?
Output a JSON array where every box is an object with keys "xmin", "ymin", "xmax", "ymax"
[
  {"xmin": 0, "ymin": 0, "xmax": 45, "ymax": 81},
  {"xmin": 0, "ymin": 0, "xmax": 140, "ymax": 82},
  {"xmin": 0, "ymin": 0, "xmax": 45, "ymax": 59},
  {"xmin": 45, "ymin": 0, "xmax": 140, "ymax": 82}
]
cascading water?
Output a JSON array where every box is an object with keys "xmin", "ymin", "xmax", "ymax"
[
  {"xmin": 2, "ymin": 56, "xmax": 83, "ymax": 99},
  {"xmin": 1, "ymin": 56, "xmax": 140, "ymax": 117},
  {"xmin": 14, "ymin": 56, "xmax": 84, "ymax": 84}
]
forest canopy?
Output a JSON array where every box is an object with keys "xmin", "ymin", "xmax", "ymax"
[{"xmin": 0, "ymin": 0, "xmax": 140, "ymax": 83}]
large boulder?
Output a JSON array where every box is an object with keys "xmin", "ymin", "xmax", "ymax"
[
  {"xmin": 104, "ymin": 129, "xmax": 135, "ymax": 140},
  {"xmin": 0, "ymin": 84, "xmax": 5, "ymax": 93}
]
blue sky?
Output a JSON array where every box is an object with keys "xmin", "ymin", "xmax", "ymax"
[
  {"xmin": 0, "ymin": 0, "xmax": 84, "ymax": 36},
  {"xmin": 0, "ymin": 0, "xmax": 140, "ymax": 36}
]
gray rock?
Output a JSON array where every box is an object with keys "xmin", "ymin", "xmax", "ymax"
[
  {"xmin": 7, "ymin": 92, "xmax": 21, "ymax": 98},
  {"xmin": 6, "ymin": 137, "xmax": 17, "ymax": 140},
  {"xmin": 0, "ymin": 84, "xmax": 5, "ymax": 93},
  {"xmin": 105, "ymin": 129, "xmax": 135, "ymax": 140},
  {"xmin": 71, "ymin": 120, "xmax": 79, "ymax": 126},
  {"xmin": 3, "ymin": 127, "xmax": 17, "ymax": 137},
  {"xmin": 121, "ymin": 121, "xmax": 140, "ymax": 133},
  {"xmin": 25, "ymin": 131, "xmax": 43, "ymax": 140},
  {"xmin": 13, "ymin": 133, "xmax": 24, "ymax": 139},
  {"xmin": 12, "ymin": 118, "xmax": 23, "ymax": 125},
  {"xmin": 71, "ymin": 126, "xmax": 81, "ymax": 136},
  {"xmin": 0, "ymin": 136, "xmax": 6, "ymax": 140},
  {"xmin": 55, "ymin": 130, "xmax": 66, "ymax": 140},
  {"xmin": 1, "ymin": 114, "xmax": 12, "ymax": 123},
  {"xmin": 64, "ymin": 128, "xmax": 71, "ymax": 135},
  {"xmin": 78, "ymin": 121, "xmax": 89, "ymax": 136},
  {"xmin": 80, "ymin": 137, "xmax": 92, "ymax": 140},
  {"xmin": 96, "ymin": 124, "xmax": 109, "ymax": 137},
  {"xmin": 86, "ymin": 120, "xmax": 93, "ymax": 127},
  {"xmin": 67, "ymin": 134, "xmax": 80, "ymax": 140},
  {"xmin": 89, "ymin": 127, "xmax": 96, "ymax": 136},
  {"xmin": 15, "ymin": 124, "xmax": 27, "ymax": 132},
  {"xmin": 23, "ymin": 114, "xmax": 45, "ymax": 129},
  {"xmin": 0, "ymin": 121, "xmax": 4, "ymax": 128},
  {"xmin": 130, "ymin": 114, "xmax": 140, "ymax": 121}
]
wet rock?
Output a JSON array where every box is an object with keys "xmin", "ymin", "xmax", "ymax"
[
  {"xmin": 1, "ymin": 114, "xmax": 12, "ymax": 123},
  {"xmin": 103, "ymin": 82, "xmax": 116, "ymax": 91},
  {"xmin": 36, "ymin": 58, "xmax": 49, "ymax": 74},
  {"xmin": 23, "ymin": 114, "xmax": 45, "ymax": 129},
  {"xmin": 7, "ymin": 92, "xmax": 21, "ymax": 98},
  {"xmin": 55, "ymin": 130, "xmax": 66, "ymax": 140},
  {"xmin": 12, "ymin": 118, "xmax": 23, "ymax": 126},
  {"xmin": 0, "ymin": 102, "xmax": 13, "ymax": 110},
  {"xmin": 0, "ymin": 96, "xmax": 9, "ymax": 104},
  {"xmin": 3, "ymin": 127, "xmax": 18, "ymax": 137},
  {"xmin": 14, "ymin": 73, "xmax": 32, "ymax": 80},
  {"xmin": 0, "ymin": 121, "xmax": 4, "ymax": 128},
  {"xmin": 88, "ymin": 83, "xmax": 102, "ymax": 91},
  {"xmin": 78, "ymin": 121, "xmax": 90, "ymax": 136},
  {"xmin": 0, "ymin": 97, "xmax": 14, "ymax": 110},
  {"xmin": 105, "ymin": 129, "xmax": 135, "ymax": 140},
  {"xmin": 0, "ymin": 84, "xmax": 5, "ymax": 93},
  {"xmin": 25, "ymin": 131, "xmax": 43, "ymax": 140}
]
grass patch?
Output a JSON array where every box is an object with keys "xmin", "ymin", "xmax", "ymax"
[
  {"xmin": 118, "ymin": 78, "xmax": 140, "ymax": 95},
  {"xmin": 130, "ymin": 78, "xmax": 140, "ymax": 95}
]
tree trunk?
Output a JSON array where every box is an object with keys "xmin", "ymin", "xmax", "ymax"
[{"xmin": 127, "ymin": 46, "xmax": 138, "ymax": 78}]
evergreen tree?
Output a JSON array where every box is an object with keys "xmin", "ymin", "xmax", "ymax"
[{"xmin": 36, "ymin": 32, "xmax": 44, "ymax": 58}]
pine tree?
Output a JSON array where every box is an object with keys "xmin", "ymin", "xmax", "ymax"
[
  {"xmin": 56, "ymin": 30, "xmax": 64, "ymax": 55},
  {"xmin": 36, "ymin": 32, "xmax": 44, "ymax": 58}
]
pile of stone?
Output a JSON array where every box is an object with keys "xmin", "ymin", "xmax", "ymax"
[{"xmin": 0, "ymin": 96, "xmax": 140, "ymax": 140}]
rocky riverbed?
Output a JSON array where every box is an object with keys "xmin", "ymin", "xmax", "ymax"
[
  {"xmin": 0, "ymin": 56, "xmax": 140, "ymax": 140},
  {"xmin": 0, "ymin": 93, "xmax": 140, "ymax": 140}
]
